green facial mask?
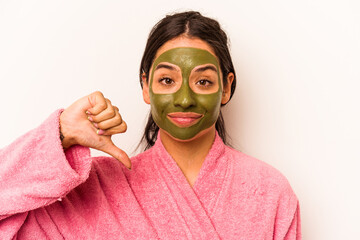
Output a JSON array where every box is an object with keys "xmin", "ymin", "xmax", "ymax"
[{"xmin": 149, "ymin": 47, "xmax": 222, "ymax": 140}]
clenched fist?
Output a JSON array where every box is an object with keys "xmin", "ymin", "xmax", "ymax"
[{"xmin": 59, "ymin": 91, "xmax": 131, "ymax": 169}]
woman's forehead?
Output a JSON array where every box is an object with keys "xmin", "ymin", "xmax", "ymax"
[
  {"xmin": 154, "ymin": 61, "xmax": 218, "ymax": 73},
  {"xmin": 153, "ymin": 48, "xmax": 219, "ymax": 71},
  {"xmin": 154, "ymin": 36, "xmax": 217, "ymax": 58}
]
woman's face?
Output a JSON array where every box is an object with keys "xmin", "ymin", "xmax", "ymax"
[{"xmin": 143, "ymin": 37, "xmax": 232, "ymax": 141}]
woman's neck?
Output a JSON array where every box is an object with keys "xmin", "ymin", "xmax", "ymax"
[{"xmin": 159, "ymin": 126, "xmax": 216, "ymax": 187}]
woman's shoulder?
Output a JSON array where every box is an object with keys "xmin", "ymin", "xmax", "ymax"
[{"xmin": 224, "ymin": 146, "xmax": 295, "ymax": 196}]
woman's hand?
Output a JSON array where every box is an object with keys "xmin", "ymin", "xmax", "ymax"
[{"xmin": 60, "ymin": 91, "xmax": 131, "ymax": 169}]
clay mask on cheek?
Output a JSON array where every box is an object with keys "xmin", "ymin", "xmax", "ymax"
[{"xmin": 149, "ymin": 48, "xmax": 223, "ymax": 140}]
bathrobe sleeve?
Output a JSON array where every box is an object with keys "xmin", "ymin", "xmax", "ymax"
[
  {"xmin": 0, "ymin": 109, "xmax": 92, "ymax": 238},
  {"xmin": 273, "ymin": 179, "xmax": 301, "ymax": 240}
]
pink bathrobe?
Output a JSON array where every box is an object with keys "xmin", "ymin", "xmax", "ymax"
[{"xmin": 0, "ymin": 110, "xmax": 301, "ymax": 239}]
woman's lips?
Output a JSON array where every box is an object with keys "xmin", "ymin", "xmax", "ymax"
[{"xmin": 167, "ymin": 112, "xmax": 203, "ymax": 127}]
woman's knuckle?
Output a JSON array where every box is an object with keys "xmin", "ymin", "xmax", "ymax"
[
  {"xmin": 121, "ymin": 122, "xmax": 127, "ymax": 131},
  {"xmin": 117, "ymin": 111, "xmax": 122, "ymax": 119},
  {"xmin": 114, "ymin": 114, "xmax": 122, "ymax": 122},
  {"xmin": 95, "ymin": 101, "xmax": 104, "ymax": 109},
  {"xmin": 94, "ymin": 91, "xmax": 104, "ymax": 97},
  {"xmin": 105, "ymin": 110, "xmax": 115, "ymax": 119}
]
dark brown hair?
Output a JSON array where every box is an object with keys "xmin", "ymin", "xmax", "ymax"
[{"xmin": 139, "ymin": 11, "xmax": 236, "ymax": 150}]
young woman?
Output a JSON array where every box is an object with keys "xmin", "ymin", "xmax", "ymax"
[{"xmin": 0, "ymin": 11, "xmax": 301, "ymax": 239}]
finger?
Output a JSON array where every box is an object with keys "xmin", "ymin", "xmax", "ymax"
[
  {"xmin": 96, "ymin": 110, "xmax": 123, "ymax": 130},
  {"xmin": 91, "ymin": 107, "xmax": 123, "ymax": 130},
  {"xmin": 101, "ymin": 141, "xmax": 132, "ymax": 169},
  {"xmin": 86, "ymin": 91, "xmax": 108, "ymax": 115},
  {"xmin": 91, "ymin": 100, "xmax": 118, "ymax": 123},
  {"xmin": 101, "ymin": 121, "xmax": 127, "ymax": 136}
]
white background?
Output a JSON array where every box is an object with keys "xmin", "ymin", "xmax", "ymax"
[{"xmin": 1, "ymin": 0, "xmax": 359, "ymax": 239}]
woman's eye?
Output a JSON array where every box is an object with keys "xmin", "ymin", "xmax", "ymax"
[
  {"xmin": 159, "ymin": 77, "xmax": 174, "ymax": 85},
  {"xmin": 196, "ymin": 79, "xmax": 213, "ymax": 87}
]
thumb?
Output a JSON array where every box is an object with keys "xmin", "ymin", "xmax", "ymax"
[{"xmin": 100, "ymin": 140, "xmax": 132, "ymax": 170}]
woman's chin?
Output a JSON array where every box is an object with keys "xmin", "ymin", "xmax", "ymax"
[{"xmin": 159, "ymin": 125, "xmax": 216, "ymax": 143}]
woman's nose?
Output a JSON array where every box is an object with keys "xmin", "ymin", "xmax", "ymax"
[{"xmin": 173, "ymin": 84, "xmax": 196, "ymax": 109}]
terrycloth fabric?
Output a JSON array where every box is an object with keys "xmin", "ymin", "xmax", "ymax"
[{"xmin": 0, "ymin": 109, "xmax": 301, "ymax": 239}]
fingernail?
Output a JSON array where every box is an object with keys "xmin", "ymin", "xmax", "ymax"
[
  {"xmin": 97, "ymin": 129, "xmax": 105, "ymax": 135},
  {"xmin": 88, "ymin": 116, "xmax": 93, "ymax": 121},
  {"xmin": 86, "ymin": 110, "xmax": 91, "ymax": 115},
  {"xmin": 93, "ymin": 123, "xmax": 98, "ymax": 128}
]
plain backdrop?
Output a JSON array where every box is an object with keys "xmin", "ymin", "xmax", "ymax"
[{"xmin": 1, "ymin": 0, "xmax": 359, "ymax": 239}]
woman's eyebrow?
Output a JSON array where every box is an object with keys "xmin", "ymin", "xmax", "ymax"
[
  {"xmin": 155, "ymin": 63, "xmax": 177, "ymax": 71},
  {"xmin": 194, "ymin": 65, "xmax": 217, "ymax": 73}
]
